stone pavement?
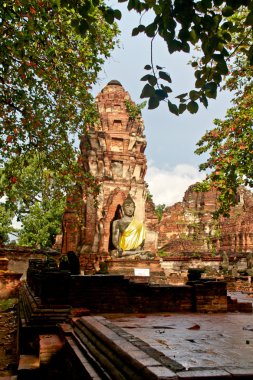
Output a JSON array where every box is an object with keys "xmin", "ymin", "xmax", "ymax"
[
  {"xmin": 106, "ymin": 311, "xmax": 253, "ymax": 372},
  {"xmin": 59, "ymin": 309, "xmax": 253, "ymax": 379}
]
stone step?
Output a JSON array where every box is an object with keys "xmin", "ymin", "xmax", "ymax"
[
  {"xmin": 60, "ymin": 316, "xmax": 178, "ymax": 380},
  {"xmin": 39, "ymin": 334, "xmax": 63, "ymax": 367},
  {"xmin": 19, "ymin": 283, "xmax": 71, "ymax": 327},
  {"xmin": 17, "ymin": 354, "xmax": 40, "ymax": 380}
]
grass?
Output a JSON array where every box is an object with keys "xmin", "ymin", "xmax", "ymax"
[{"xmin": 0, "ymin": 298, "xmax": 17, "ymax": 312}]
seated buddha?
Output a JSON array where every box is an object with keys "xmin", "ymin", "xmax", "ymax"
[{"xmin": 112, "ymin": 195, "xmax": 145, "ymax": 257}]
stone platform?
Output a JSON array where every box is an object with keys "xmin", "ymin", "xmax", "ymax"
[
  {"xmin": 59, "ymin": 314, "xmax": 253, "ymax": 379},
  {"xmin": 105, "ymin": 257, "xmax": 167, "ymax": 284}
]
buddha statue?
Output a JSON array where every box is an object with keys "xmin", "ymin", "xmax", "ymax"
[{"xmin": 112, "ymin": 195, "xmax": 145, "ymax": 257}]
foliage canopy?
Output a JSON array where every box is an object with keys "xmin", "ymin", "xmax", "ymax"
[
  {"xmin": 0, "ymin": 203, "xmax": 15, "ymax": 244},
  {"xmin": 195, "ymin": 10, "xmax": 253, "ymax": 215},
  {"xmin": 126, "ymin": 0, "xmax": 253, "ymax": 113},
  {"xmin": 0, "ymin": 0, "xmax": 118, "ymax": 196},
  {"xmin": 17, "ymin": 198, "xmax": 65, "ymax": 248},
  {"xmin": 1, "ymin": 0, "xmax": 253, "ymax": 238}
]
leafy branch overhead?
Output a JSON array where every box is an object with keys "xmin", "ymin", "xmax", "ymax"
[
  {"xmin": 195, "ymin": 70, "xmax": 253, "ymax": 216},
  {"xmin": 195, "ymin": 9, "xmax": 253, "ymax": 217},
  {"xmin": 0, "ymin": 0, "xmax": 118, "ymax": 194},
  {"xmin": 123, "ymin": 0, "xmax": 253, "ymax": 114}
]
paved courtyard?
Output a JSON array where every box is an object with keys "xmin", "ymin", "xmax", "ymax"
[{"xmin": 106, "ymin": 292, "xmax": 253, "ymax": 371}]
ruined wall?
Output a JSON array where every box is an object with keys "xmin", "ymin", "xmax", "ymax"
[
  {"xmin": 158, "ymin": 184, "xmax": 253, "ymax": 257},
  {"xmin": 0, "ymin": 247, "xmax": 60, "ymax": 279},
  {"xmin": 219, "ymin": 189, "xmax": 253, "ymax": 253},
  {"xmin": 144, "ymin": 197, "xmax": 159, "ymax": 252}
]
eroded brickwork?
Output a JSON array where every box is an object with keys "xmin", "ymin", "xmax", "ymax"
[
  {"xmin": 62, "ymin": 80, "xmax": 158, "ymax": 255},
  {"xmin": 158, "ymin": 184, "xmax": 253, "ymax": 256}
]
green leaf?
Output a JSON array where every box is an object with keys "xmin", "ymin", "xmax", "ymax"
[
  {"xmin": 182, "ymin": 42, "xmax": 190, "ymax": 53},
  {"xmin": 216, "ymin": 60, "xmax": 229, "ymax": 75},
  {"xmin": 221, "ymin": 21, "xmax": 233, "ymax": 30},
  {"xmin": 155, "ymin": 89, "xmax": 168, "ymax": 100},
  {"xmin": 144, "ymin": 65, "xmax": 152, "ymax": 70},
  {"xmin": 189, "ymin": 90, "xmax": 200, "ymax": 101},
  {"xmin": 245, "ymin": 11, "xmax": 253, "ymax": 25},
  {"xmin": 161, "ymin": 84, "xmax": 172, "ymax": 93},
  {"xmin": 145, "ymin": 23, "xmax": 157, "ymax": 37},
  {"xmin": 213, "ymin": 72, "xmax": 222, "ymax": 84},
  {"xmin": 194, "ymin": 70, "xmax": 202, "ymax": 79},
  {"xmin": 113, "ymin": 9, "xmax": 121, "ymax": 20},
  {"xmin": 200, "ymin": 95, "xmax": 208, "ymax": 108},
  {"xmin": 213, "ymin": 54, "xmax": 224, "ymax": 63},
  {"xmin": 203, "ymin": 82, "xmax": 217, "ymax": 98},
  {"xmin": 222, "ymin": 6, "xmax": 234, "ymax": 17},
  {"xmin": 159, "ymin": 71, "xmax": 172, "ymax": 83},
  {"xmin": 141, "ymin": 74, "xmax": 151, "ymax": 81},
  {"xmin": 138, "ymin": 24, "xmax": 146, "ymax": 32},
  {"xmin": 187, "ymin": 101, "xmax": 199, "ymax": 114},
  {"xmin": 127, "ymin": 0, "xmax": 135, "ymax": 10},
  {"xmin": 148, "ymin": 75, "xmax": 157, "ymax": 86},
  {"xmin": 140, "ymin": 83, "xmax": 155, "ymax": 98},
  {"xmin": 168, "ymin": 101, "xmax": 179, "ymax": 115},
  {"xmin": 178, "ymin": 103, "xmax": 187, "ymax": 114},
  {"xmin": 167, "ymin": 39, "xmax": 182, "ymax": 53},
  {"xmin": 148, "ymin": 96, "xmax": 160, "ymax": 109},
  {"xmin": 189, "ymin": 29, "xmax": 198, "ymax": 44},
  {"xmin": 78, "ymin": 20, "xmax": 89, "ymax": 34},
  {"xmin": 176, "ymin": 93, "xmax": 188, "ymax": 100},
  {"xmin": 195, "ymin": 78, "xmax": 205, "ymax": 88},
  {"xmin": 104, "ymin": 9, "xmax": 114, "ymax": 24},
  {"xmin": 132, "ymin": 27, "xmax": 140, "ymax": 36},
  {"xmin": 213, "ymin": 0, "xmax": 224, "ymax": 5},
  {"xmin": 140, "ymin": 74, "xmax": 157, "ymax": 86}
]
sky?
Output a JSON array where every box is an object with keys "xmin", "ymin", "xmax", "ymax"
[{"xmin": 92, "ymin": 3, "xmax": 234, "ymax": 206}]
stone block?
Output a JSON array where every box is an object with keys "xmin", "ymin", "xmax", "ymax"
[
  {"xmin": 18, "ymin": 354, "xmax": 40, "ymax": 380},
  {"xmin": 225, "ymin": 367, "xmax": 253, "ymax": 378},
  {"xmin": 177, "ymin": 369, "xmax": 231, "ymax": 379}
]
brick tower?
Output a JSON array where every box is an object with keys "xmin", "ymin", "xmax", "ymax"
[{"xmin": 61, "ymin": 80, "xmax": 158, "ymax": 256}]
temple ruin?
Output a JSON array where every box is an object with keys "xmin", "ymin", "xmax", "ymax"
[
  {"xmin": 61, "ymin": 80, "xmax": 158, "ymax": 257},
  {"xmin": 1, "ymin": 81, "xmax": 253, "ymax": 380}
]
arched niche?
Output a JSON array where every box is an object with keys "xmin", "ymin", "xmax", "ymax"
[{"xmin": 99, "ymin": 188, "xmax": 128, "ymax": 254}]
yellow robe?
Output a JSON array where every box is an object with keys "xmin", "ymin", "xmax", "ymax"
[{"xmin": 119, "ymin": 219, "xmax": 145, "ymax": 251}]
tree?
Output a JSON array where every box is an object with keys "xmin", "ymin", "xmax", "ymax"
[
  {"xmin": 0, "ymin": 204, "xmax": 15, "ymax": 244},
  {"xmin": 0, "ymin": 152, "xmax": 91, "ymax": 247},
  {"xmin": 17, "ymin": 198, "xmax": 65, "ymax": 248},
  {"xmin": 0, "ymin": 152, "xmax": 98, "ymax": 218},
  {"xmin": 2, "ymin": 0, "xmax": 253, "ymax": 211},
  {"xmin": 0, "ymin": 0, "xmax": 118, "ymax": 197},
  {"xmin": 195, "ymin": 10, "xmax": 253, "ymax": 216},
  {"xmin": 125, "ymin": 0, "xmax": 253, "ymax": 114},
  {"xmin": 195, "ymin": 71, "xmax": 253, "ymax": 216}
]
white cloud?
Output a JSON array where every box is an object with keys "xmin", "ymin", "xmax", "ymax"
[{"xmin": 146, "ymin": 164, "xmax": 205, "ymax": 206}]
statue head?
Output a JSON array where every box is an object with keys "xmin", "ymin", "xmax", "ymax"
[{"xmin": 122, "ymin": 194, "xmax": 135, "ymax": 217}]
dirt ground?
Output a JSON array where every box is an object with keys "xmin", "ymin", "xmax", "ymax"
[{"xmin": 0, "ymin": 299, "xmax": 18, "ymax": 377}]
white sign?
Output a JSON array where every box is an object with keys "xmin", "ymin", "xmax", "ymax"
[{"xmin": 134, "ymin": 268, "xmax": 150, "ymax": 277}]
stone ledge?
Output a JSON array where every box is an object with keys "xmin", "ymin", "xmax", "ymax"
[
  {"xmin": 61, "ymin": 316, "xmax": 253, "ymax": 380},
  {"xmin": 60, "ymin": 316, "xmax": 179, "ymax": 379},
  {"xmin": 177, "ymin": 369, "xmax": 231, "ymax": 379}
]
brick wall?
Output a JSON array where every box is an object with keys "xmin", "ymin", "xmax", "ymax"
[{"xmin": 26, "ymin": 260, "xmax": 229, "ymax": 313}]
